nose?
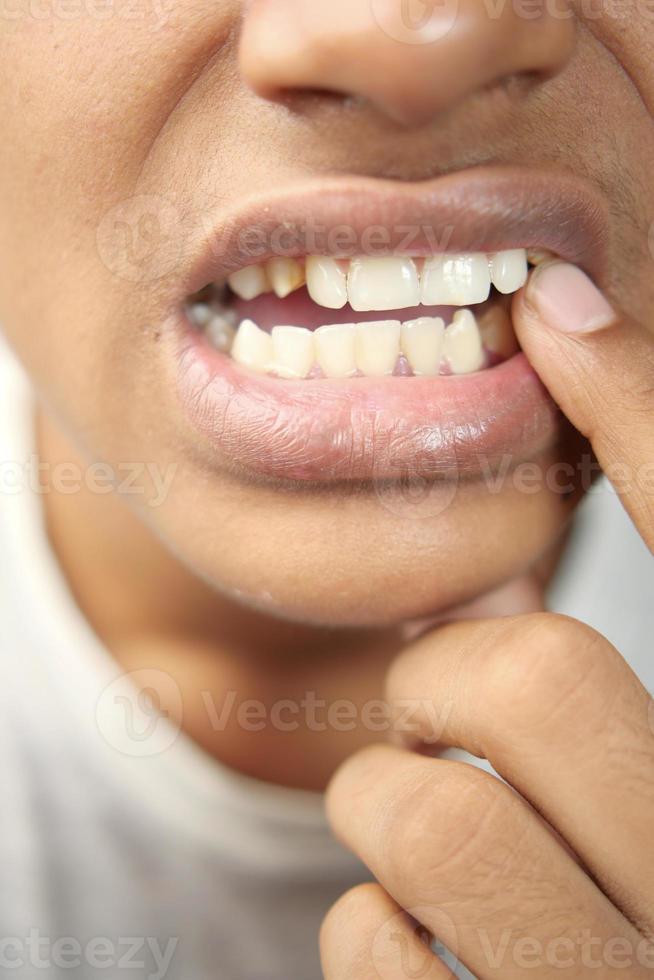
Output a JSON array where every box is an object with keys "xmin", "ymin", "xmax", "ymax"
[{"xmin": 239, "ymin": 0, "xmax": 575, "ymax": 128}]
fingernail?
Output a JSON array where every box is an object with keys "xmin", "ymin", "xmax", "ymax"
[{"xmin": 527, "ymin": 262, "xmax": 617, "ymax": 334}]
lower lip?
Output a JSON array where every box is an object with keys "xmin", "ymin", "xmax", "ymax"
[{"xmin": 174, "ymin": 316, "xmax": 560, "ymax": 484}]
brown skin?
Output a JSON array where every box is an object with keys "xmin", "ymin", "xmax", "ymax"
[
  {"xmin": 1, "ymin": 2, "xmax": 653, "ymax": 971},
  {"xmin": 0, "ymin": 0, "xmax": 652, "ymax": 631},
  {"xmin": 324, "ymin": 284, "xmax": 654, "ymax": 976}
]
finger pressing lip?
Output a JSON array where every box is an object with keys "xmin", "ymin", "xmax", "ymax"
[
  {"xmin": 384, "ymin": 613, "xmax": 654, "ymax": 935},
  {"xmin": 326, "ymin": 744, "xmax": 640, "ymax": 979},
  {"xmin": 513, "ymin": 262, "xmax": 654, "ymax": 551}
]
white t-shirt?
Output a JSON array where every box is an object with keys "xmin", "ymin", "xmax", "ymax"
[{"xmin": 0, "ymin": 342, "xmax": 652, "ymax": 979}]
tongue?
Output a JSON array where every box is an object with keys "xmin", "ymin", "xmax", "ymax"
[{"xmin": 231, "ymin": 287, "xmax": 457, "ymax": 331}]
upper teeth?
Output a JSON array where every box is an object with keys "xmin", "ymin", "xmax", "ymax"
[
  {"xmin": 422, "ymin": 253, "xmax": 490, "ymax": 306},
  {"xmin": 267, "ymin": 257, "xmax": 306, "ymax": 299},
  {"xmin": 348, "ymin": 257, "xmax": 420, "ymax": 312},
  {"xmin": 226, "ymin": 250, "xmax": 528, "ymax": 310},
  {"xmin": 305, "ymin": 256, "xmax": 348, "ymax": 309}
]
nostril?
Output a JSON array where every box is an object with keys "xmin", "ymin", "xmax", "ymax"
[
  {"xmin": 481, "ymin": 71, "xmax": 545, "ymax": 104},
  {"xmin": 240, "ymin": 0, "xmax": 576, "ymax": 130},
  {"xmin": 270, "ymin": 87, "xmax": 352, "ymax": 114}
]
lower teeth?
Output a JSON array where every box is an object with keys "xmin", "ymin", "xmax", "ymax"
[{"xmin": 186, "ymin": 299, "xmax": 518, "ymax": 380}]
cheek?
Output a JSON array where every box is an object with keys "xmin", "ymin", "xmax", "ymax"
[{"xmin": 0, "ymin": 4, "xmax": 236, "ymax": 377}]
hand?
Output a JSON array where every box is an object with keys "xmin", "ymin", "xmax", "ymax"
[{"xmin": 320, "ymin": 263, "xmax": 654, "ymax": 979}]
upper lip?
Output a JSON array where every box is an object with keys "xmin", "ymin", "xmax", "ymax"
[{"xmin": 178, "ymin": 164, "xmax": 610, "ymax": 301}]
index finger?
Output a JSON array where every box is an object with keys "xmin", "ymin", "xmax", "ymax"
[{"xmin": 513, "ymin": 261, "xmax": 654, "ymax": 549}]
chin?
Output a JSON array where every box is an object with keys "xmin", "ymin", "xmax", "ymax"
[{"xmin": 148, "ymin": 437, "xmax": 582, "ymax": 629}]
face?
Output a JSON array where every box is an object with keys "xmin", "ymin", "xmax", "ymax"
[{"xmin": 0, "ymin": 0, "xmax": 652, "ymax": 627}]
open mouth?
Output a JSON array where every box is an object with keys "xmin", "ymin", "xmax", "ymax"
[
  {"xmin": 185, "ymin": 249, "xmax": 537, "ymax": 380},
  {"xmin": 172, "ymin": 168, "xmax": 607, "ymax": 484}
]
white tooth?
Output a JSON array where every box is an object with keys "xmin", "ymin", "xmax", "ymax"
[
  {"xmin": 271, "ymin": 326, "xmax": 315, "ymax": 379},
  {"xmin": 490, "ymin": 249, "xmax": 528, "ymax": 294},
  {"xmin": 315, "ymin": 323, "xmax": 356, "ymax": 379},
  {"xmin": 444, "ymin": 310, "xmax": 485, "ymax": 375},
  {"xmin": 348, "ymin": 257, "xmax": 420, "ymax": 312},
  {"xmin": 231, "ymin": 318, "xmax": 273, "ymax": 373},
  {"xmin": 422, "ymin": 253, "xmax": 491, "ymax": 306},
  {"xmin": 267, "ymin": 257, "xmax": 305, "ymax": 299},
  {"xmin": 479, "ymin": 307, "xmax": 519, "ymax": 359},
  {"xmin": 206, "ymin": 315, "xmax": 236, "ymax": 353},
  {"xmin": 228, "ymin": 265, "xmax": 270, "ymax": 301},
  {"xmin": 306, "ymin": 256, "xmax": 348, "ymax": 309},
  {"xmin": 354, "ymin": 320, "xmax": 401, "ymax": 377},
  {"xmin": 401, "ymin": 317, "xmax": 445, "ymax": 376}
]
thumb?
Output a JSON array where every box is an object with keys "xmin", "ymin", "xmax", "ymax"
[{"xmin": 513, "ymin": 260, "xmax": 654, "ymax": 550}]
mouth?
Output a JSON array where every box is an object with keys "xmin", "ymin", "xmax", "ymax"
[
  {"xmin": 185, "ymin": 249, "xmax": 529, "ymax": 379},
  {"xmin": 172, "ymin": 167, "xmax": 608, "ymax": 485}
]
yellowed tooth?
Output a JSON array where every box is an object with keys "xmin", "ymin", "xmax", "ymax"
[
  {"xmin": 306, "ymin": 256, "xmax": 348, "ymax": 309},
  {"xmin": 443, "ymin": 310, "xmax": 485, "ymax": 375},
  {"xmin": 348, "ymin": 256, "xmax": 420, "ymax": 312},
  {"xmin": 401, "ymin": 317, "xmax": 445, "ymax": 376},
  {"xmin": 271, "ymin": 325, "xmax": 315, "ymax": 379},
  {"xmin": 231, "ymin": 318, "xmax": 273, "ymax": 373},
  {"xmin": 267, "ymin": 258, "xmax": 306, "ymax": 299},
  {"xmin": 478, "ymin": 306, "xmax": 519, "ymax": 360},
  {"xmin": 526, "ymin": 247, "xmax": 556, "ymax": 267},
  {"xmin": 228, "ymin": 265, "xmax": 270, "ymax": 301},
  {"xmin": 315, "ymin": 323, "xmax": 356, "ymax": 378},
  {"xmin": 354, "ymin": 320, "xmax": 401, "ymax": 377}
]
